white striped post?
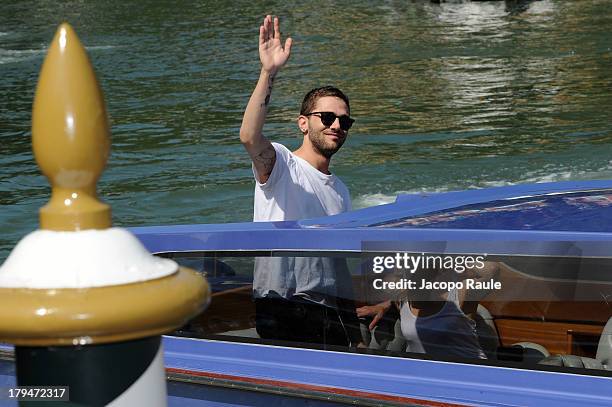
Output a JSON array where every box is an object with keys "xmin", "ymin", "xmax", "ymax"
[{"xmin": 0, "ymin": 23, "xmax": 210, "ymax": 406}]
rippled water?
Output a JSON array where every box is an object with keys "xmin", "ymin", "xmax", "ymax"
[{"xmin": 1, "ymin": 0, "xmax": 611, "ymax": 260}]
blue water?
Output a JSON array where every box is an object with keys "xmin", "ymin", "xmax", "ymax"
[{"xmin": 1, "ymin": 0, "xmax": 611, "ymax": 261}]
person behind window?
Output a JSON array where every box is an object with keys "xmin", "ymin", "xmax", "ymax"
[
  {"xmin": 239, "ymin": 15, "xmax": 361, "ymax": 347},
  {"xmin": 358, "ymin": 262, "xmax": 500, "ymax": 359}
]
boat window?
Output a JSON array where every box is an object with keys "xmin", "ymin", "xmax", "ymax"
[
  {"xmin": 157, "ymin": 250, "xmax": 612, "ymax": 377},
  {"xmin": 373, "ymin": 189, "xmax": 612, "ymax": 232}
]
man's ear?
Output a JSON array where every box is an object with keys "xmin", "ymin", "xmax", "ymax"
[{"xmin": 297, "ymin": 115, "xmax": 308, "ymax": 134}]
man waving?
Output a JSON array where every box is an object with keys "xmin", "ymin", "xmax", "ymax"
[{"xmin": 240, "ymin": 15, "xmax": 361, "ymax": 347}]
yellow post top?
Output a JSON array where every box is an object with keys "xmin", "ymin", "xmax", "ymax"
[
  {"xmin": 0, "ymin": 23, "xmax": 211, "ymax": 346},
  {"xmin": 32, "ymin": 23, "xmax": 111, "ymax": 231}
]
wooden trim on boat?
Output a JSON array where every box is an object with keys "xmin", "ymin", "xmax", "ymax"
[
  {"xmin": 166, "ymin": 367, "xmax": 468, "ymax": 407},
  {"xmin": 495, "ymin": 319, "xmax": 603, "ymax": 356}
]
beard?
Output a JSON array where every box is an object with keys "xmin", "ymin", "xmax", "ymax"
[{"xmin": 308, "ymin": 128, "xmax": 346, "ymax": 159}]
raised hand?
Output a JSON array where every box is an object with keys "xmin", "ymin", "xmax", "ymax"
[{"xmin": 259, "ymin": 15, "xmax": 292, "ymax": 75}]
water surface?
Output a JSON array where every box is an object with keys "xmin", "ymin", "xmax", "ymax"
[{"xmin": 1, "ymin": 0, "xmax": 611, "ymax": 260}]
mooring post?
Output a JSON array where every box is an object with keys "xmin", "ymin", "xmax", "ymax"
[{"xmin": 0, "ymin": 23, "xmax": 210, "ymax": 406}]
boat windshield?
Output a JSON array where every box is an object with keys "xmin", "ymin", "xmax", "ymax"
[
  {"xmin": 372, "ymin": 189, "xmax": 612, "ymax": 232},
  {"xmin": 158, "ymin": 249, "xmax": 612, "ymax": 377}
]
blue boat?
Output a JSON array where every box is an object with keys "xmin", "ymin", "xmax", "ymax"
[{"xmin": 2, "ymin": 180, "xmax": 612, "ymax": 406}]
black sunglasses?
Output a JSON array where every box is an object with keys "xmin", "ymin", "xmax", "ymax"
[{"xmin": 305, "ymin": 111, "xmax": 355, "ymax": 131}]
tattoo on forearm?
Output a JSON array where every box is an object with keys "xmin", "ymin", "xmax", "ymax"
[
  {"xmin": 260, "ymin": 74, "xmax": 275, "ymax": 108},
  {"xmin": 254, "ymin": 145, "xmax": 276, "ymax": 176}
]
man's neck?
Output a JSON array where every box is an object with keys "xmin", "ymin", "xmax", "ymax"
[{"xmin": 293, "ymin": 146, "xmax": 331, "ymax": 175}]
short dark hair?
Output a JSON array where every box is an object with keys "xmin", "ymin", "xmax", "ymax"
[{"xmin": 300, "ymin": 86, "xmax": 350, "ymax": 116}]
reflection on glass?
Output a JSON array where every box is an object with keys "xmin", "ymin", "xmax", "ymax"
[
  {"xmin": 372, "ymin": 189, "xmax": 612, "ymax": 232},
  {"xmin": 253, "ymin": 256, "xmax": 362, "ymax": 347},
  {"xmin": 161, "ymin": 250, "xmax": 612, "ymax": 373}
]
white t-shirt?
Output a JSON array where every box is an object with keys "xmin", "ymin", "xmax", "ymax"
[
  {"xmin": 252, "ymin": 143, "xmax": 352, "ymax": 303},
  {"xmin": 253, "ymin": 143, "xmax": 351, "ymax": 221}
]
